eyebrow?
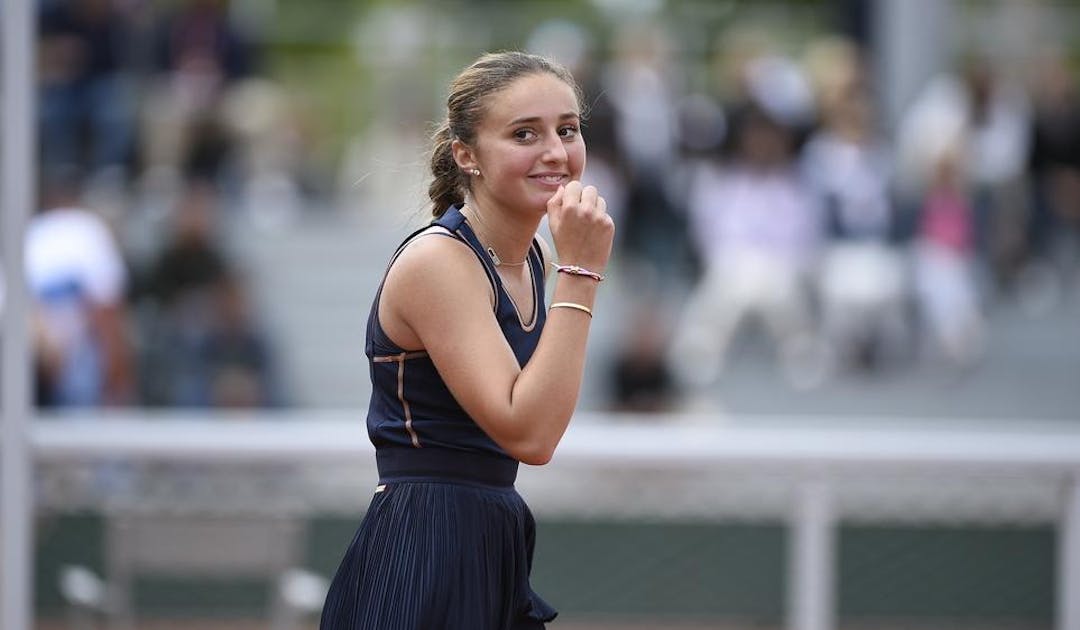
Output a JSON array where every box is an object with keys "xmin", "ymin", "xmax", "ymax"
[{"xmin": 506, "ymin": 112, "xmax": 580, "ymax": 127}]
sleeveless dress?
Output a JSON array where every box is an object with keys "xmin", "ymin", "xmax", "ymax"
[{"xmin": 319, "ymin": 205, "xmax": 558, "ymax": 630}]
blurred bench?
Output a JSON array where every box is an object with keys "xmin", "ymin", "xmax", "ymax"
[{"xmin": 59, "ymin": 512, "xmax": 327, "ymax": 630}]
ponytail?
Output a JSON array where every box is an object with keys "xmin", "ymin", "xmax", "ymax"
[{"xmin": 428, "ymin": 122, "xmax": 464, "ymax": 218}]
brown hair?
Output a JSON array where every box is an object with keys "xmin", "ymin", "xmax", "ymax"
[{"xmin": 428, "ymin": 51, "xmax": 582, "ymax": 217}]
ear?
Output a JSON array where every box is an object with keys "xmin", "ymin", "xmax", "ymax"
[{"xmin": 451, "ymin": 139, "xmax": 478, "ymax": 173}]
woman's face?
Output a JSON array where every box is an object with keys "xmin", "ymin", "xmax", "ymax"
[{"xmin": 467, "ymin": 73, "xmax": 586, "ymax": 216}]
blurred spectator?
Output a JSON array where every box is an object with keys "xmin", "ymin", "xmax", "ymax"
[
  {"xmin": 738, "ymin": 53, "xmax": 816, "ymax": 142},
  {"xmin": 137, "ymin": 180, "xmax": 229, "ymax": 405},
  {"xmin": 137, "ymin": 179, "xmax": 282, "ymax": 407},
  {"xmin": 1026, "ymin": 48, "xmax": 1080, "ymax": 310},
  {"xmin": 142, "ymin": 180, "xmax": 229, "ymax": 308},
  {"xmin": 38, "ymin": 0, "xmax": 138, "ymax": 181},
  {"xmin": 603, "ymin": 21, "xmax": 693, "ymax": 279},
  {"xmin": 201, "ymin": 274, "xmax": 285, "ymax": 408},
  {"xmin": 26, "ymin": 166, "xmax": 135, "ymax": 406},
  {"xmin": 608, "ymin": 302, "xmax": 678, "ymax": 413},
  {"xmin": 893, "ymin": 74, "xmax": 970, "ymax": 216},
  {"xmin": 155, "ymin": 0, "xmax": 254, "ymax": 81},
  {"xmin": 895, "ymin": 57, "xmax": 1033, "ymax": 296},
  {"xmin": 802, "ymin": 36, "xmax": 862, "ymax": 116},
  {"xmin": 222, "ymin": 79, "xmax": 317, "ymax": 228},
  {"xmin": 140, "ymin": 0, "xmax": 257, "ymax": 187},
  {"xmin": 912, "ymin": 150, "xmax": 985, "ymax": 368},
  {"xmin": 669, "ymin": 105, "xmax": 823, "ymax": 389},
  {"xmin": 961, "ymin": 55, "xmax": 1032, "ymax": 293},
  {"xmin": 801, "ymin": 77, "xmax": 908, "ymax": 373},
  {"xmin": 714, "ymin": 29, "xmax": 817, "ymax": 159}
]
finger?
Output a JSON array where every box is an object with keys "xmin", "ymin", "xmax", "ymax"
[
  {"xmin": 546, "ymin": 185, "xmax": 565, "ymax": 213},
  {"xmin": 596, "ymin": 195, "xmax": 608, "ymax": 215},
  {"xmin": 583, "ymin": 185, "xmax": 601, "ymax": 210},
  {"xmin": 562, "ymin": 180, "xmax": 583, "ymax": 202}
]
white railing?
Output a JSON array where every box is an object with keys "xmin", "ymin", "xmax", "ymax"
[
  {"xmin": 15, "ymin": 411, "xmax": 1080, "ymax": 630},
  {"xmin": 2, "ymin": 4, "xmax": 35, "ymax": 630}
]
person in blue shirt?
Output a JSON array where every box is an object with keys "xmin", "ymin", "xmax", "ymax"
[{"xmin": 319, "ymin": 51, "xmax": 614, "ymax": 630}]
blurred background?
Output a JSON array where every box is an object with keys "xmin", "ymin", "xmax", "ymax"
[{"xmin": 5, "ymin": 0, "xmax": 1080, "ymax": 628}]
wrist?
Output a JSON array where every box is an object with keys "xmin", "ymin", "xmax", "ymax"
[{"xmin": 552, "ymin": 279, "xmax": 597, "ymax": 307}]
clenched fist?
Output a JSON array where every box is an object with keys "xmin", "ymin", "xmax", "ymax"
[{"xmin": 545, "ymin": 181, "xmax": 615, "ymax": 273}]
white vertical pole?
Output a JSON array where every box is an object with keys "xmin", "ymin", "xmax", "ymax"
[
  {"xmin": 1060, "ymin": 476, "xmax": 1080, "ymax": 630},
  {"xmin": 789, "ymin": 478, "xmax": 835, "ymax": 630},
  {"xmin": 1, "ymin": 0, "xmax": 37, "ymax": 629},
  {"xmin": 874, "ymin": 0, "xmax": 955, "ymax": 130}
]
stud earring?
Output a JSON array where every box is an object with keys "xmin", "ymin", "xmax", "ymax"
[{"xmin": 470, "ymin": 169, "xmax": 481, "ymax": 177}]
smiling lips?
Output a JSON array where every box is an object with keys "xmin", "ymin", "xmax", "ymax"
[{"xmin": 531, "ymin": 173, "xmax": 569, "ymax": 186}]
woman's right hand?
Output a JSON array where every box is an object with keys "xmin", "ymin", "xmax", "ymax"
[{"xmin": 546, "ymin": 181, "xmax": 615, "ymax": 272}]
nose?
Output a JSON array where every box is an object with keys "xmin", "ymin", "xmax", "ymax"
[{"xmin": 541, "ymin": 131, "xmax": 568, "ymax": 165}]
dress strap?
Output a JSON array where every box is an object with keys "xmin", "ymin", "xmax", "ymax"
[{"xmin": 434, "ymin": 205, "xmax": 500, "ymax": 312}]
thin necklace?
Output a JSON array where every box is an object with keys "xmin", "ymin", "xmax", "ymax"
[
  {"xmin": 486, "ymin": 246, "xmax": 527, "ymax": 267},
  {"xmin": 463, "ymin": 204, "xmax": 527, "ymax": 267}
]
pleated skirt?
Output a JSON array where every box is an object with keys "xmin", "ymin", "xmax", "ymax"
[{"xmin": 319, "ymin": 450, "xmax": 557, "ymax": 630}]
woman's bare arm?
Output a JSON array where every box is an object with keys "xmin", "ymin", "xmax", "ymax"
[{"xmin": 380, "ymin": 183, "xmax": 613, "ymax": 464}]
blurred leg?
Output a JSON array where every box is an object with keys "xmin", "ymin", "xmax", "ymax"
[{"xmin": 668, "ymin": 266, "xmax": 743, "ymax": 389}]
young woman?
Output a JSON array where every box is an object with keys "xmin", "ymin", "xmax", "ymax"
[{"xmin": 319, "ymin": 51, "xmax": 614, "ymax": 630}]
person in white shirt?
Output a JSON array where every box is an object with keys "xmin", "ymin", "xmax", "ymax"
[{"xmin": 26, "ymin": 167, "xmax": 134, "ymax": 406}]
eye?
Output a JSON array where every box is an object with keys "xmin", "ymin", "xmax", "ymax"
[
  {"xmin": 558, "ymin": 125, "xmax": 579, "ymax": 140},
  {"xmin": 513, "ymin": 128, "xmax": 537, "ymax": 142}
]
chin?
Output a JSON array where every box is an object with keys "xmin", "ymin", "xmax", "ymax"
[
  {"xmin": 525, "ymin": 200, "xmax": 550, "ymax": 217},
  {"xmin": 511, "ymin": 191, "xmax": 552, "ymax": 213},
  {"xmin": 525, "ymin": 182, "xmax": 564, "ymax": 205}
]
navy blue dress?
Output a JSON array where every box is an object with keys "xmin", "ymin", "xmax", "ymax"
[{"xmin": 319, "ymin": 205, "xmax": 558, "ymax": 630}]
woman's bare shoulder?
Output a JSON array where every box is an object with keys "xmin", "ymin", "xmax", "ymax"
[
  {"xmin": 378, "ymin": 225, "xmax": 497, "ymax": 350},
  {"xmin": 387, "ymin": 226, "xmax": 478, "ymax": 283},
  {"xmin": 381, "ymin": 227, "xmax": 494, "ymax": 314}
]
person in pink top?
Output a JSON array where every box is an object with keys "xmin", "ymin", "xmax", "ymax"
[{"xmin": 913, "ymin": 150, "xmax": 985, "ymax": 367}]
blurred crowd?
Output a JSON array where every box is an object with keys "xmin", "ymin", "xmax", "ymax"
[
  {"xmin": 21, "ymin": 1, "xmax": 1080, "ymax": 413},
  {"xmin": 30, "ymin": 0, "xmax": 292, "ymax": 408},
  {"xmin": 526, "ymin": 20, "xmax": 1080, "ymax": 412}
]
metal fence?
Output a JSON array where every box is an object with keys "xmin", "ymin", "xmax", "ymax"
[{"xmin": 12, "ymin": 412, "xmax": 1080, "ymax": 630}]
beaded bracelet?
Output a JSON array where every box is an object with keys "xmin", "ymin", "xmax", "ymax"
[
  {"xmin": 549, "ymin": 302, "xmax": 593, "ymax": 318},
  {"xmin": 550, "ymin": 262, "xmax": 605, "ymax": 283}
]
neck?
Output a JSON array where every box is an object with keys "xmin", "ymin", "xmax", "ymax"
[{"xmin": 461, "ymin": 197, "xmax": 537, "ymax": 268}]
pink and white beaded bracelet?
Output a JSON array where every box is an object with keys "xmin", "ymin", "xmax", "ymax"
[{"xmin": 550, "ymin": 262, "xmax": 605, "ymax": 282}]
